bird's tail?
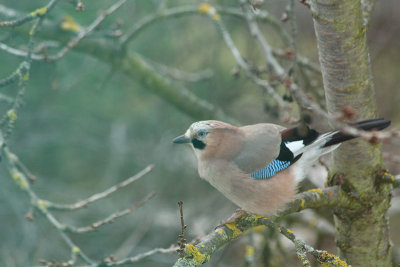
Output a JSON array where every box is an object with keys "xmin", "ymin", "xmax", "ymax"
[
  {"xmin": 322, "ymin": 118, "xmax": 391, "ymax": 147},
  {"xmin": 292, "ymin": 118, "xmax": 390, "ymax": 181},
  {"xmin": 295, "ymin": 118, "xmax": 391, "ymax": 156}
]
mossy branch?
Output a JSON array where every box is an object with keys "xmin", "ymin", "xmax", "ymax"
[
  {"xmin": 174, "ymin": 213, "xmax": 348, "ymax": 267},
  {"xmin": 174, "ymin": 186, "xmax": 350, "ymax": 266}
]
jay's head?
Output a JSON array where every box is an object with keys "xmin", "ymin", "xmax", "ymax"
[{"xmin": 172, "ymin": 120, "xmax": 240, "ymax": 159}]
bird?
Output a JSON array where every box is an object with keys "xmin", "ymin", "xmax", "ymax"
[{"xmin": 172, "ymin": 118, "xmax": 390, "ymax": 218}]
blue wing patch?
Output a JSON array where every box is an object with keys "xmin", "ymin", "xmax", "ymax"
[{"xmin": 250, "ymin": 160, "xmax": 291, "ymax": 179}]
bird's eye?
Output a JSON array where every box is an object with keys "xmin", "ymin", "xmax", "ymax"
[{"xmin": 198, "ymin": 131, "xmax": 207, "ymax": 138}]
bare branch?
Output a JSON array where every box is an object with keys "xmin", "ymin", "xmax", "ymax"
[
  {"xmin": 45, "ymin": 0, "xmax": 127, "ymax": 61},
  {"xmin": 0, "ymin": 61, "xmax": 30, "ymax": 88},
  {"xmin": 144, "ymin": 58, "xmax": 214, "ymax": 83},
  {"xmin": 296, "ymin": 210, "xmax": 336, "ymax": 235},
  {"xmin": 46, "ymin": 164, "xmax": 154, "ymax": 210},
  {"xmin": 1, "ymin": 132, "xmax": 159, "ymax": 265},
  {"xmin": 120, "ymin": 5, "xmax": 288, "ymax": 45},
  {"xmin": 2, "ymin": 144, "xmax": 95, "ymax": 265},
  {"xmin": 0, "ymin": 0, "xmax": 126, "ymax": 62},
  {"xmin": 271, "ymin": 48, "xmax": 320, "ymax": 73},
  {"xmin": 240, "ymin": 1, "xmax": 285, "ymax": 77},
  {"xmin": 212, "ymin": 15, "xmax": 287, "ymax": 109},
  {"xmin": 0, "ymin": 1, "xmax": 57, "ymax": 28},
  {"xmin": 289, "ymin": 81, "xmax": 399, "ymax": 142},
  {"xmin": 65, "ymin": 192, "xmax": 156, "ymax": 233},
  {"xmin": 105, "ymin": 246, "xmax": 178, "ymax": 266}
]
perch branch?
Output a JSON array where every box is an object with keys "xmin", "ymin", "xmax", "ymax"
[
  {"xmin": 174, "ymin": 211, "xmax": 348, "ymax": 267},
  {"xmin": 173, "ymin": 186, "xmax": 350, "ymax": 266}
]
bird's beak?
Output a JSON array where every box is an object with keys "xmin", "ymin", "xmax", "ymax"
[{"xmin": 172, "ymin": 134, "xmax": 191, "ymax": 144}]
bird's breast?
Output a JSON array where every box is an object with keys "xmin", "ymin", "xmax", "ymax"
[{"xmin": 197, "ymin": 159, "xmax": 298, "ymax": 216}]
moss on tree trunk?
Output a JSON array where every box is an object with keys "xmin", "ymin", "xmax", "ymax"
[{"xmin": 310, "ymin": 0, "xmax": 392, "ymax": 265}]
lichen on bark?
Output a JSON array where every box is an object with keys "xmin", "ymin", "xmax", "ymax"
[{"xmin": 310, "ymin": 0, "xmax": 392, "ymax": 265}]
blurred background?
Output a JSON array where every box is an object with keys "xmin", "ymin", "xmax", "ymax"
[{"xmin": 0, "ymin": 0, "xmax": 399, "ymax": 266}]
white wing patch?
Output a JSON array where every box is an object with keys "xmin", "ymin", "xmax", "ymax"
[{"xmin": 285, "ymin": 140, "xmax": 305, "ymax": 154}]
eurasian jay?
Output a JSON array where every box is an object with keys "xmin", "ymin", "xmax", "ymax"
[{"xmin": 173, "ymin": 118, "xmax": 390, "ymax": 217}]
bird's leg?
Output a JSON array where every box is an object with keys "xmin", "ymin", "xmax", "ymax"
[{"xmin": 216, "ymin": 209, "xmax": 248, "ymax": 228}]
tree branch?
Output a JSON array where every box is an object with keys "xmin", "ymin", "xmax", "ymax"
[
  {"xmin": 174, "ymin": 211, "xmax": 348, "ymax": 267},
  {"xmin": 120, "ymin": 5, "xmax": 288, "ymax": 45},
  {"xmin": 173, "ymin": 186, "xmax": 350, "ymax": 266},
  {"xmin": 0, "ymin": 4, "xmax": 238, "ymax": 123},
  {"xmin": 106, "ymin": 246, "xmax": 178, "ymax": 266},
  {"xmin": 211, "ymin": 13, "xmax": 287, "ymax": 110},
  {"xmin": 2, "ymin": 143, "xmax": 95, "ymax": 265},
  {"xmin": 46, "ymin": 164, "xmax": 154, "ymax": 210},
  {"xmin": 0, "ymin": 131, "xmax": 158, "ymax": 265},
  {"xmin": 46, "ymin": 0, "xmax": 127, "ymax": 61},
  {"xmin": 64, "ymin": 192, "xmax": 156, "ymax": 233}
]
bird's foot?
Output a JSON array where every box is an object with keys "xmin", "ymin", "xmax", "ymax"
[{"xmin": 216, "ymin": 209, "xmax": 248, "ymax": 229}]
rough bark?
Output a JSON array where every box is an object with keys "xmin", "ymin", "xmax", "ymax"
[{"xmin": 310, "ymin": 0, "xmax": 392, "ymax": 266}]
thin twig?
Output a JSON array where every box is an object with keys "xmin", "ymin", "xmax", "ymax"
[
  {"xmin": 2, "ymin": 144, "xmax": 95, "ymax": 265},
  {"xmin": 2, "ymin": 135, "xmax": 158, "ymax": 266},
  {"xmin": 119, "ymin": 5, "xmax": 288, "ymax": 45},
  {"xmin": 271, "ymin": 48, "xmax": 320, "ymax": 73},
  {"xmin": 240, "ymin": 0, "xmax": 285, "ymax": 77},
  {"xmin": 177, "ymin": 200, "xmax": 187, "ymax": 258},
  {"xmin": 0, "ymin": 3, "xmax": 51, "ymax": 27},
  {"xmin": 46, "ymin": 164, "xmax": 154, "ymax": 210},
  {"xmin": 289, "ymin": 81, "xmax": 398, "ymax": 142},
  {"xmin": 46, "ymin": 0, "xmax": 127, "ymax": 61},
  {"xmin": 0, "ymin": 1, "xmax": 126, "ymax": 62},
  {"xmin": 0, "ymin": 61, "xmax": 30, "ymax": 87},
  {"xmin": 141, "ymin": 56, "xmax": 214, "ymax": 82},
  {"xmin": 65, "ymin": 192, "xmax": 156, "ymax": 233},
  {"xmin": 213, "ymin": 16, "xmax": 286, "ymax": 109},
  {"xmin": 106, "ymin": 246, "xmax": 179, "ymax": 266},
  {"xmin": 238, "ymin": 1, "xmax": 398, "ymax": 142}
]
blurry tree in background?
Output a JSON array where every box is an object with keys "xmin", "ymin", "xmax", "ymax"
[{"xmin": 0, "ymin": 0, "xmax": 399, "ymax": 266}]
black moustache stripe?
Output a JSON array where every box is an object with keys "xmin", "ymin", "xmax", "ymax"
[{"xmin": 192, "ymin": 138, "xmax": 206, "ymax": 150}]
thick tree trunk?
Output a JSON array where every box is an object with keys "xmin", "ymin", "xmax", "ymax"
[{"xmin": 310, "ymin": 0, "xmax": 392, "ymax": 266}]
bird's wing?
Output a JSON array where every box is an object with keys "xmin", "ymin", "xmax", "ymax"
[
  {"xmin": 234, "ymin": 123, "xmax": 283, "ymax": 173},
  {"xmin": 235, "ymin": 124, "xmax": 320, "ymax": 179}
]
